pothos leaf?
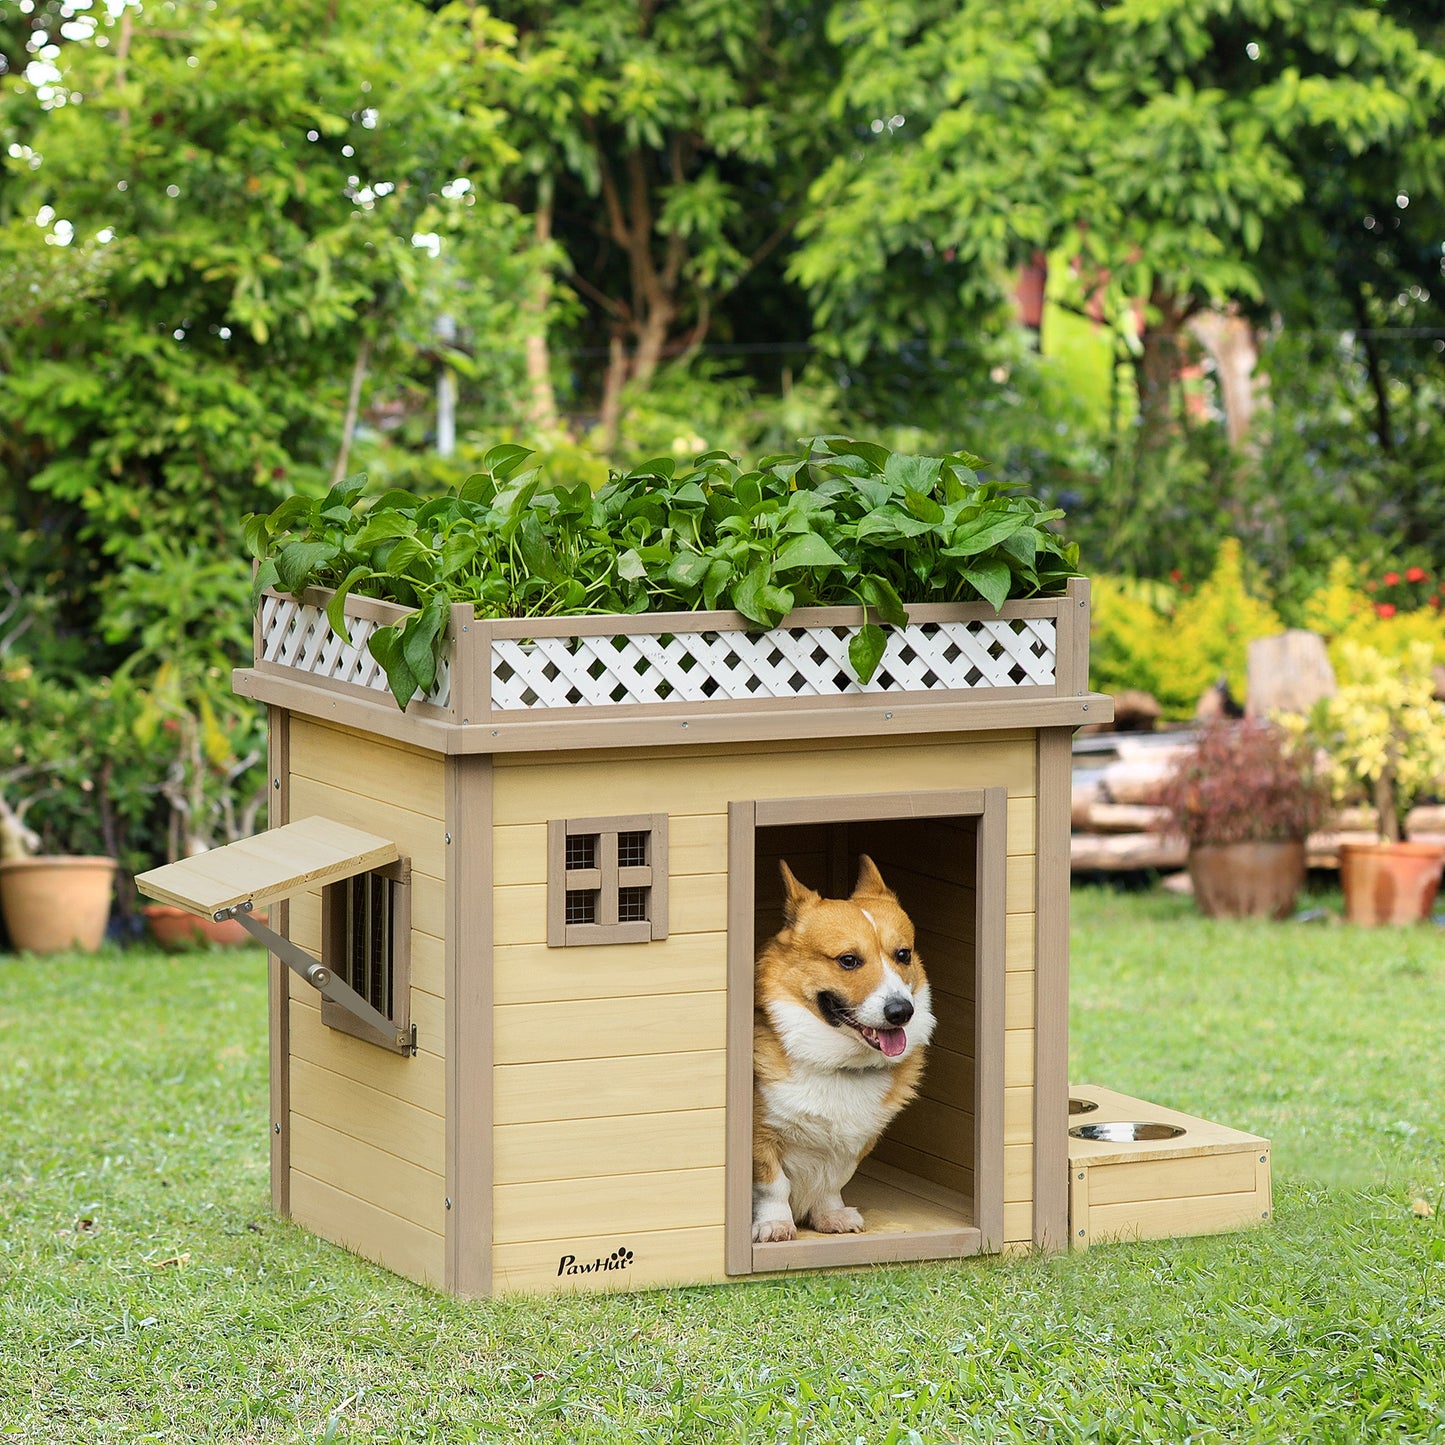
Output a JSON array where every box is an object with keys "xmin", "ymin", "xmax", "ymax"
[
  {"xmin": 848, "ymin": 623, "xmax": 889, "ymax": 685},
  {"xmin": 963, "ymin": 558, "xmax": 1012, "ymax": 612},
  {"xmin": 367, "ymin": 625, "xmax": 420, "ymax": 710}
]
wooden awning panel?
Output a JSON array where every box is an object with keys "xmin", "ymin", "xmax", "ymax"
[{"xmin": 135, "ymin": 816, "xmax": 400, "ymax": 919}]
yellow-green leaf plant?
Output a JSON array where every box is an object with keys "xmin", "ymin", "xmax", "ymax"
[{"xmin": 1291, "ymin": 641, "xmax": 1445, "ymax": 845}]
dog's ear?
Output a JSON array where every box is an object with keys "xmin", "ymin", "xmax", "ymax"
[
  {"xmin": 851, "ymin": 854, "xmax": 898, "ymax": 901},
  {"xmin": 778, "ymin": 861, "xmax": 820, "ymax": 924}
]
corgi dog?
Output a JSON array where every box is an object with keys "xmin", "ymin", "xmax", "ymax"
[{"xmin": 752, "ymin": 856, "xmax": 935, "ymax": 1243}]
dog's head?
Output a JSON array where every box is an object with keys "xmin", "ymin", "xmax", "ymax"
[{"xmin": 758, "ymin": 856, "xmax": 934, "ymax": 1068}]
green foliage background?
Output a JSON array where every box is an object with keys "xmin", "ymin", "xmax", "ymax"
[{"xmin": 2, "ymin": 0, "xmax": 1444, "ymax": 884}]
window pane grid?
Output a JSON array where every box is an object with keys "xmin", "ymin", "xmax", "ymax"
[
  {"xmin": 617, "ymin": 886, "xmax": 650, "ymax": 923},
  {"xmin": 565, "ymin": 889, "xmax": 599, "ymax": 925}
]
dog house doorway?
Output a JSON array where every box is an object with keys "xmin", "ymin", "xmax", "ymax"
[{"xmin": 725, "ymin": 788, "xmax": 1007, "ymax": 1276}]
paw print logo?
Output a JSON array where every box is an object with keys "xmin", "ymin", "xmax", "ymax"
[{"xmin": 609, "ymin": 1247, "xmax": 635, "ymax": 1267}]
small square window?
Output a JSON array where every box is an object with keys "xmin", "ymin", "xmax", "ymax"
[
  {"xmin": 548, "ymin": 815, "xmax": 668, "ymax": 946},
  {"xmin": 565, "ymin": 889, "xmax": 599, "ymax": 925}
]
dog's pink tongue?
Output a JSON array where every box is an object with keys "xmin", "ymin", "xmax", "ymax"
[{"xmin": 879, "ymin": 1029, "xmax": 907, "ymax": 1058}]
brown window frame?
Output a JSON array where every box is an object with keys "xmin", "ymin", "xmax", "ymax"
[
  {"xmin": 547, "ymin": 814, "xmax": 669, "ymax": 946},
  {"xmin": 320, "ymin": 856, "xmax": 413, "ymax": 1050}
]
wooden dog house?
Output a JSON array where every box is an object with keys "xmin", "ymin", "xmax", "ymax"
[{"xmin": 138, "ymin": 579, "xmax": 1112, "ymax": 1295}]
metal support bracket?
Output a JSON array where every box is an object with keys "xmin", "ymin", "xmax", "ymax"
[{"xmin": 225, "ymin": 902, "xmax": 417, "ymax": 1055}]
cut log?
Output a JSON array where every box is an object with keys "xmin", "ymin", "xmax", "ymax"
[
  {"xmin": 1071, "ymin": 831, "xmax": 1188, "ymax": 871},
  {"xmin": 1072, "ymin": 782, "xmax": 1104, "ymax": 830},
  {"xmin": 1101, "ymin": 756, "xmax": 1186, "ymax": 806},
  {"xmin": 1085, "ymin": 802, "xmax": 1171, "ymax": 835}
]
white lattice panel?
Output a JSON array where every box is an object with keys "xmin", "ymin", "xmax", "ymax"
[
  {"xmin": 259, "ymin": 594, "xmax": 451, "ymax": 707},
  {"xmin": 489, "ymin": 617, "xmax": 1055, "ymax": 711}
]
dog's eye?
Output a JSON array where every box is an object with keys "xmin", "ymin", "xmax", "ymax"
[
  {"xmin": 895, "ymin": 948, "xmax": 912, "ymax": 965},
  {"xmin": 838, "ymin": 953, "xmax": 864, "ymax": 971}
]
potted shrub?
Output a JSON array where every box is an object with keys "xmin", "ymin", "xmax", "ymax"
[
  {"xmin": 103, "ymin": 548, "xmax": 271, "ymax": 947},
  {"xmin": 1157, "ymin": 718, "xmax": 1330, "ymax": 919},
  {"xmin": 0, "ymin": 663, "xmax": 138, "ymax": 955},
  {"xmin": 1297, "ymin": 640, "xmax": 1445, "ymax": 925}
]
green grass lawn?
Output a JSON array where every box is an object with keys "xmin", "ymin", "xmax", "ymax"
[{"xmin": 2, "ymin": 887, "xmax": 1443, "ymax": 1444}]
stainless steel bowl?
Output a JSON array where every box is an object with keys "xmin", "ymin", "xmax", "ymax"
[
  {"xmin": 1069, "ymin": 1121, "xmax": 1186, "ymax": 1143},
  {"xmin": 1069, "ymin": 1097, "xmax": 1099, "ymax": 1115}
]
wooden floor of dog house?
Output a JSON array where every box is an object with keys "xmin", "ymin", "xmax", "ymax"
[{"xmin": 751, "ymin": 1159, "xmax": 979, "ymax": 1272}]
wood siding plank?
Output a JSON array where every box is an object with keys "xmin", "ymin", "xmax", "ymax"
[
  {"xmin": 290, "ymin": 1172, "xmax": 445, "ymax": 1288},
  {"xmin": 493, "ymin": 1051, "xmax": 727, "ymax": 1126},
  {"xmin": 493, "ymin": 932, "xmax": 727, "ymax": 1006},
  {"xmin": 493, "ymin": 736, "xmax": 1036, "ymax": 825},
  {"xmin": 289, "ymin": 1057, "xmax": 445, "ymax": 1172},
  {"xmin": 493, "ymin": 1167, "xmax": 726, "ymax": 1245},
  {"xmin": 289, "ymin": 719, "xmax": 445, "ymax": 817},
  {"xmin": 290, "ymin": 1114, "xmax": 446, "ymax": 1234},
  {"xmin": 494, "ymin": 1109, "xmax": 726, "ymax": 1185},
  {"xmin": 289, "ymin": 1000, "xmax": 444, "ymax": 1113},
  {"xmin": 493, "ymin": 1226, "xmax": 727, "ymax": 1295},
  {"xmin": 493, "ymin": 993, "xmax": 727, "ymax": 1065}
]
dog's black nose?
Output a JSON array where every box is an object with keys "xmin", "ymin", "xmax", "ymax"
[{"xmin": 883, "ymin": 997, "xmax": 914, "ymax": 1027}]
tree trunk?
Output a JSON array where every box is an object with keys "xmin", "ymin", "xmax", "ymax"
[
  {"xmin": 523, "ymin": 179, "xmax": 561, "ymax": 435},
  {"xmin": 331, "ymin": 330, "xmax": 372, "ymax": 487},
  {"xmin": 1134, "ymin": 285, "xmax": 1188, "ymax": 451},
  {"xmin": 598, "ymin": 330, "xmax": 630, "ymax": 452},
  {"xmin": 1350, "ymin": 285, "xmax": 1393, "ymax": 455}
]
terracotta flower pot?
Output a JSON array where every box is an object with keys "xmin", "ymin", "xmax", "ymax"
[
  {"xmin": 1187, "ymin": 840, "xmax": 1307, "ymax": 920},
  {"xmin": 0, "ymin": 856, "xmax": 117, "ymax": 955},
  {"xmin": 142, "ymin": 902, "xmax": 266, "ymax": 950},
  {"xmin": 1339, "ymin": 840, "xmax": 1445, "ymax": 926}
]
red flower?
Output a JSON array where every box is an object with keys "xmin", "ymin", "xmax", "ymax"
[
  {"xmin": 1383, "ymin": 571, "xmax": 1401, "ymax": 586},
  {"xmin": 1376, "ymin": 602, "xmax": 1397, "ymax": 619},
  {"xmin": 1169, "ymin": 569, "xmax": 1183, "ymax": 583},
  {"xmin": 1406, "ymin": 566, "xmax": 1427, "ymax": 583}
]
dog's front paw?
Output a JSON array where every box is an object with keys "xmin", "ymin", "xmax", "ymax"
[
  {"xmin": 807, "ymin": 1205, "xmax": 865, "ymax": 1234},
  {"xmin": 752, "ymin": 1217, "xmax": 797, "ymax": 1243}
]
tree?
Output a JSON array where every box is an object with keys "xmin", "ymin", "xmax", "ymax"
[
  {"xmin": 0, "ymin": 0, "xmax": 531, "ymax": 663},
  {"xmin": 483, "ymin": 0, "xmax": 837, "ymax": 447},
  {"xmin": 793, "ymin": 0, "xmax": 1445, "ymax": 452}
]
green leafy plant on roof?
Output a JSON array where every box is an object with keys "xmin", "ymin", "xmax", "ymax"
[{"xmin": 246, "ymin": 438, "xmax": 1081, "ymax": 709}]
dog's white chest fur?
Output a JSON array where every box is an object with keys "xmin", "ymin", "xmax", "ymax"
[{"xmin": 761, "ymin": 1064, "xmax": 895, "ymax": 1158}]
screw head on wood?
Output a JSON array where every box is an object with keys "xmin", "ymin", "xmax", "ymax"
[
  {"xmin": 273, "ymin": 1122, "xmax": 281, "ymax": 1134},
  {"xmin": 273, "ymin": 778, "xmax": 280, "ymax": 789},
  {"xmin": 445, "ymin": 1197, "xmax": 452, "ymax": 1210}
]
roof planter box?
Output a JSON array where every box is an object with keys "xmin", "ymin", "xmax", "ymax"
[{"xmin": 237, "ymin": 580, "xmax": 1102, "ymax": 754}]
